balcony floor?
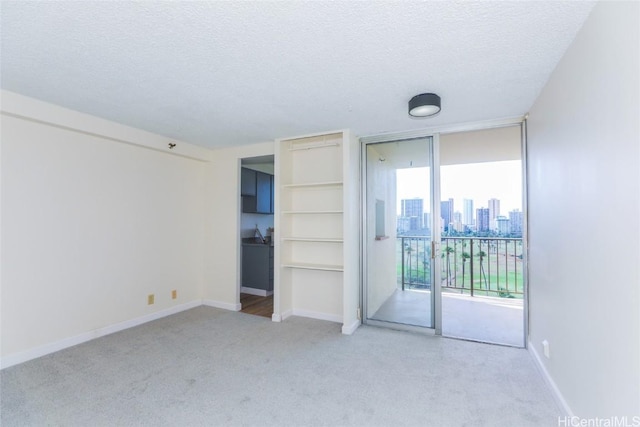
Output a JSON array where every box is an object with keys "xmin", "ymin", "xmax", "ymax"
[{"xmin": 370, "ymin": 289, "xmax": 524, "ymax": 347}]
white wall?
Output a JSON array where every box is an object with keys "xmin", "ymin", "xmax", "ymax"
[
  {"xmin": 202, "ymin": 142, "xmax": 275, "ymax": 308},
  {"xmin": 1, "ymin": 92, "xmax": 210, "ymax": 366},
  {"xmin": 341, "ymin": 131, "xmax": 361, "ymax": 333},
  {"xmin": 365, "ymin": 144, "xmax": 398, "ymax": 316},
  {"xmin": 527, "ymin": 1, "xmax": 639, "ymax": 417}
]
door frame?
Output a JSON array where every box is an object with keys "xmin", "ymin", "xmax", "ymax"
[{"xmin": 360, "ymin": 135, "xmax": 440, "ymax": 334}]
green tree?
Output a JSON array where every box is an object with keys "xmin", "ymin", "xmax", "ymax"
[
  {"xmin": 461, "ymin": 252, "xmax": 471, "ymax": 289},
  {"xmin": 445, "ymin": 246, "xmax": 454, "ymax": 286},
  {"xmin": 405, "ymin": 244, "xmax": 413, "ymax": 288},
  {"xmin": 477, "ymin": 250, "xmax": 488, "ymax": 289}
]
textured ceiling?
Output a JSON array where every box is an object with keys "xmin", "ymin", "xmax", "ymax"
[{"xmin": 1, "ymin": 1, "xmax": 595, "ymax": 148}]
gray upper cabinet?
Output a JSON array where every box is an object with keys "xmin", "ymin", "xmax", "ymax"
[
  {"xmin": 241, "ymin": 168, "xmax": 257, "ymax": 196},
  {"xmin": 241, "ymin": 167, "xmax": 273, "ymax": 214},
  {"xmin": 270, "ymin": 175, "xmax": 274, "ymax": 214},
  {"xmin": 256, "ymin": 172, "xmax": 271, "ymax": 214}
]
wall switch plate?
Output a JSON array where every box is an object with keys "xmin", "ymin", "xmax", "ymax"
[
  {"xmin": 148, "ymin": 294, "xmax": 155, "ymax": 305},
  {"xmin": 542, "ymin": 340, "xmax": 550, "ymax": 358},
  {"xmin": 171, "ymin": 290, "xmax": 177, "ymax": 300}
]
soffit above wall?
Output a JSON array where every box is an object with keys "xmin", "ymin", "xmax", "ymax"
[
  {"xmin": 440, "ymin": 126, "xmax": 522, "ymax": 165},
  {"xmin": 0, "ymin": 1, "xmax": 595, "ymax": 148}
]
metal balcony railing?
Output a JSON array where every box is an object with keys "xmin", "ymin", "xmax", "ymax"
[{"xmin": 398, "ymin": 236, "xmax": 524, "ymax": 298}]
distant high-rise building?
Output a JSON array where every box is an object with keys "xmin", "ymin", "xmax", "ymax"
[
  {"xmin": 488, "ymin": 198, "xmax": 501, "ymax": 231},
  {"xmin": 463, "ymin": 199, "xmax": 474, "ymax": 226},
  {"xmin": 397, "ymin": 217, "xmax": 410, "ymax": 233},
  {"xmin": 401, "ymin": 198, "xmax": 424, "ymax": 229},
  {"xmin": 452, "ymin": 212, "xmax": 463, "ymax": 233},
  {"xmin": 476, "ymin": 208, "xmax": 490, "ymax": 232},
  {"xmin": 440, "ymin": 198, "xmax": 454, "ymax": 232},
  {"xmin": 509, "ymin": 209, "xmax": 523, "ymax": 235},
  {"xmin": 496, "ymin": 216, "xmax": 510, "ymax": 235},
  {"xmin": 423, "ymin": 212, "xmax": 431, "ymax": 231},
  {"xmin": 488, "ymin": 198, "xmax": 500, "ymax": 219},
  {"xmin": 452, "ymin": 221, "xmax": 465, "ymax": 232}
]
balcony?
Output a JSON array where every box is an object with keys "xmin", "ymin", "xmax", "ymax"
[
  {"xmin": 370, "ymin": 236, "xmax": 524, "ymax": 346},
  {"xmin": 400, "ymin": 236, "xmax": 524, "ymax": 298}
]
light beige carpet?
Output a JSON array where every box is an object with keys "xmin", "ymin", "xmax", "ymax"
[{"xmin": 1, "ymin": 306, "xmax": 561, "ymax": 426}]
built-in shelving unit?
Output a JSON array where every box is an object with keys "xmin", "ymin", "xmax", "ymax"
[
  {"xmin": 274, "ymin": 130, "xmax": 360, "ymax": 334},
  {"xmin": 280, "ymin": 262, "xmax": 344, "ymax": 272}
]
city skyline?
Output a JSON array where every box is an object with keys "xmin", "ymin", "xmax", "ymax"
[
  {"xmin": 397, "ymin": 195, "xmax": 522, "ymax": 235},
  {"xmin": 396, "ymin": 160, "xmax": 523, "ymax": 215}
]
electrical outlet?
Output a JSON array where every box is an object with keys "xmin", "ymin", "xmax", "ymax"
[
  {"xmin": 148, "ymin": 294, "xmax": 155, "ymax": 305},
  {"xmin": 171, "ymin": 290, "xmax": 177, "ymax": 300},
  {"xmin": 542, "ymin": 340, "xmax": 550, "ymax": 358}
]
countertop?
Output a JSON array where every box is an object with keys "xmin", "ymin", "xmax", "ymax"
[{"xmin": 241, "ymin": 238, "xmax": 273, "ymax": 247}]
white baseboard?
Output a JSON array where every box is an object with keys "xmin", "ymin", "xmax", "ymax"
[
  {"xmin": 528, "ymin": 339, "xmax": 573, "ymax": 417},
  {"xmin": 240, "ymin": 287, "xmax": 273, "ymax": 297},
  {"xmin": 279, "ymin": 309, "xmax": 293, "ymax": 321},
  {"xmin": 271, "ymin": 313, "xmax": 282, "ymax": 322},
  {"xmin": 202, "ymin": 299, "xmax": 241, "ymax": 312},
  {"xmin": 0, "ymin": 300, "xmax": 201, "ymax": 370},
  {"xmin": 291, "ymin": 309, "xmax": 342, "ymax": 324},
  {"xmin": 341, "ymin": 319, "xmax": 360, "ymax": 335}
]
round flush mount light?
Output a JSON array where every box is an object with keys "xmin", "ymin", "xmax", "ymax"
[{"xmin": 408, "ymin": 93, "xmax": 441, "ymax": 117}]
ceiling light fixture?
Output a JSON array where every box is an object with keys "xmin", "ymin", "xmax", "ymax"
[{"xmin": 408, "ymin": 93, "xmax": 441, "ymax": 117}]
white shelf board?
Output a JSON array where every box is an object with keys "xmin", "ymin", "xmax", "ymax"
[
  {"xmin": 282, "ymin": 181, "xmax": 343, "ymax": 189},
  {"xmin": 281, "ymin": 237, "xmax": 343, "ymax": 243},
  {"xmin": 281, "ymin": 262, "xmax": 344, "ymax": 272},
  {"xmin": 281, "ymin": 210, "xmax": 343, "ymax": 215},
  {"xmin": 288, "ymin": 139, "xmax": 342, "ymax": 151}
]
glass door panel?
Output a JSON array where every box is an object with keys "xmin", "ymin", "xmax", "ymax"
[{"xmin": 364, "ymin": 137, "xmax": 434, "ymax": 329}]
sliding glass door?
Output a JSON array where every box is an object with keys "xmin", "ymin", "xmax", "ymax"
[
  {"xmin": 363, "ymin": 137, "xmax": 438, "ymax": 330},
  {"xmin": 362, "ymin": 125, "xmax": 526, "ymax": 347}
]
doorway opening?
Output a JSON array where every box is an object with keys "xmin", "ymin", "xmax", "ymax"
[{"xmin": 239, "ymin": 155, "xmax": 275, "ymax": 318}]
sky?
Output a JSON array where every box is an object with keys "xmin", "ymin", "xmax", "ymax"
[{"xmin": 396, "ymin": 160, "xmax": 523, "ymax": 215}]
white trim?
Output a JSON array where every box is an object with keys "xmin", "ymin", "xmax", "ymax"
[
  {"xmin": 280, "ymin": 309, "xmax": 294, "ymax": 321},
  {"xmin": 521, "ymin": 120, "xmax": 530, "ymax": 349},
  {"xmin": 240, "ymin": 287, "xmax": 273, "ymax": 297},
  {"xmin": 365, "ymin": 319, "xmax": 437, "ymax": 335},
  {"xmin": 0, "ymin": 300, "xmax": 201, "ymax": 370},
  {"xmin": 291, "ymin": 309, "xmax": 342, "ymax": 323},
  {"xmin": 277, "ymin": 128, "xmax": 347, "ymax": 143},
  {"xmin": 431, "ymin": 134, "xmax": 442, "ymax": 335},
  {"xmin": 341, "ymin": 319, "xmax": 360, "ymax": 335},
  {"xmin": 360, "ymin": 116, "xmax": 525, "ymax": 144},
  {"xmin": 0, "ymin": 90, "xmax": 212, "ymax": 162},
  {"xmin": 360, "ymin": 140, "xmax": 369, "ymax": 331},
  {"xmin": 528, "ymin": 340, "xmax": 573, "ymax": 417},
  {"xmin": 271, "ymin": 313, "xmax": 282, "ymax": 322},
  {"xmin": 202, "ymin": 299, "xmax": 242, "ymax": 312}
]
